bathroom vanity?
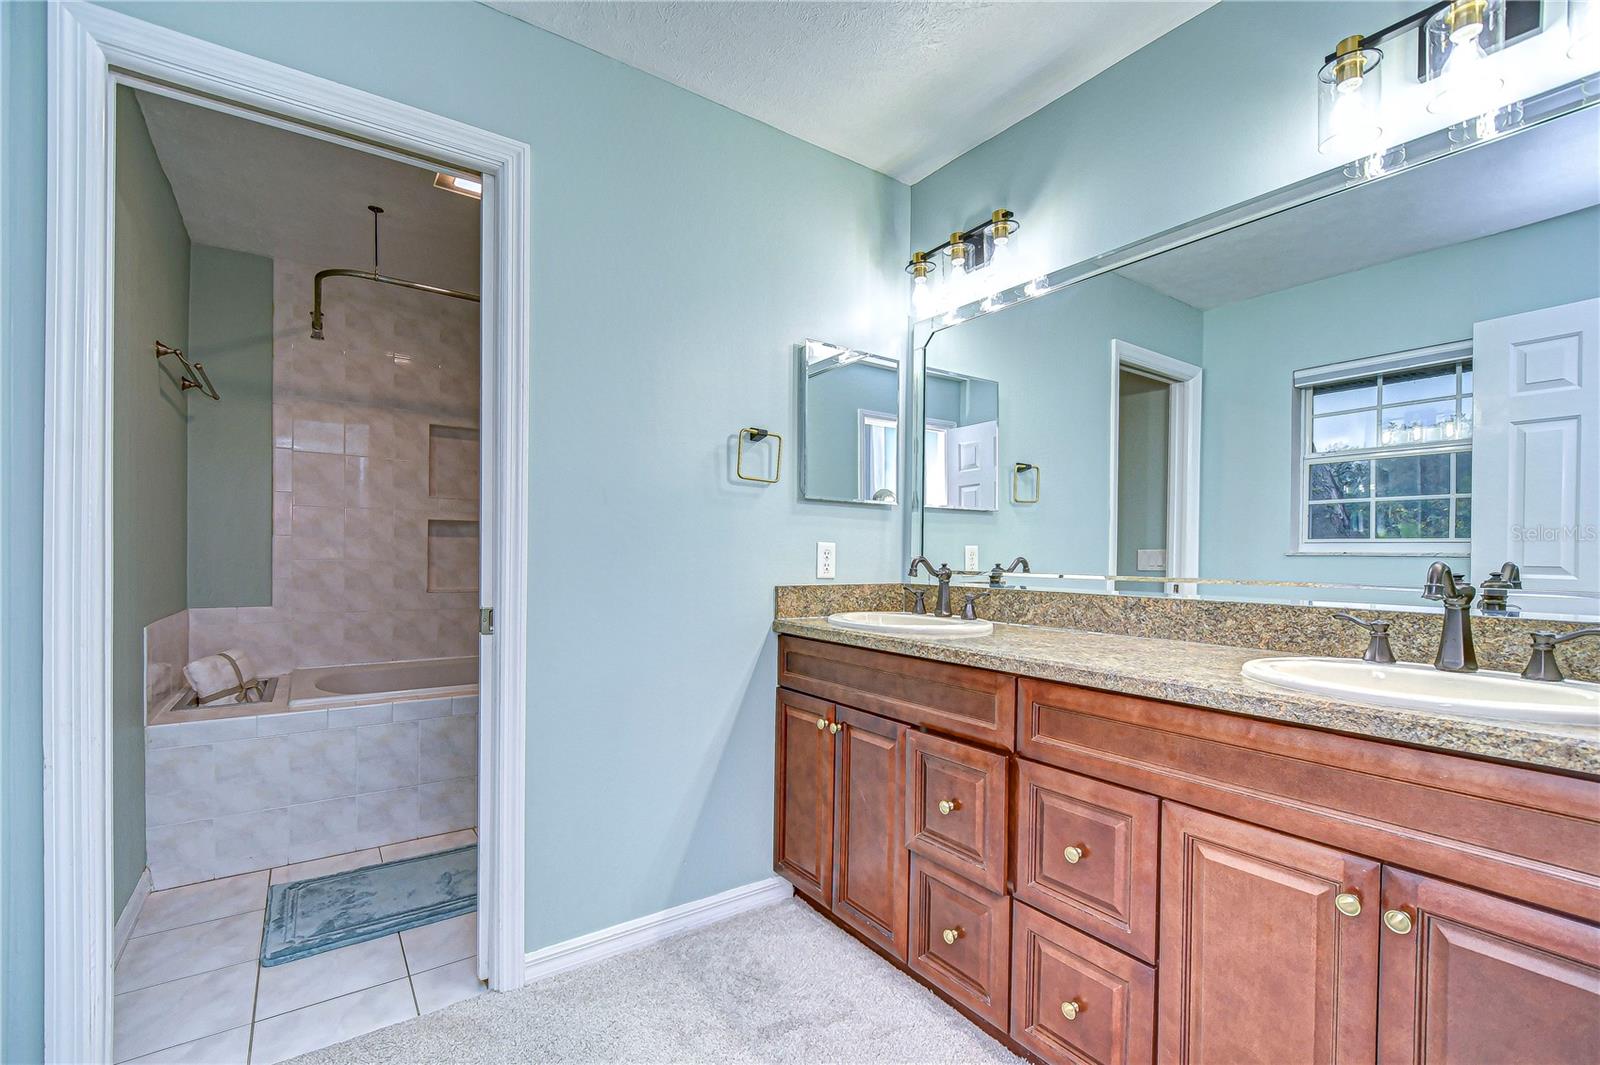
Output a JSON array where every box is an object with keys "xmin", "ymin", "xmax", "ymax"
[{"xmin": 771, "ymin": 624, "xmax": 1600, "ymax": 1065}]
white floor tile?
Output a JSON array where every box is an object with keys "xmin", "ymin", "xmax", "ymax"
[
  {"xmin": 411, "ymin": 956, "xmax": 486, "ymax": 1014},
  {"xmin": 112, "ymin": 961, "xmax": 256, "ymax": 1062},
  {"xmin": 133, "ymin": 871, "xmax": 269, "ymax": 936},
  {"xmin": 254, "ymin": 935, "xmax": 407, "ymax": 1020},
  {"xmin": 269, "ymin": 847, "xmax": 380, "ymax": 885},
  {"xmin": 378, "ymin": 829, "xmax": 475, "ymax": 863},
  {"xmin": 115, "ymin": 910, "xmax": 264, "ymax": 994},
  {"xmin": 399, "ymin": 912, "xmax": 476, "ymax": 973},
  {"xmin": 248, "ymin": 978, "xmax": 417, "ymax": 1064},
  {"xmin": 121, "ymin": 1025, "xmax": 250, "ymax": 1064}
]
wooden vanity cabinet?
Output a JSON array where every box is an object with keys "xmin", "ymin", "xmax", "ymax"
[{"xmin": 774, "ymin": 637, "xmax": 1600, "ymax": 1065}]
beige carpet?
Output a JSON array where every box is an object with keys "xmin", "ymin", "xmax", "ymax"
[{"xmin": 293, "ymin": 897, "xmax": 1021, "ymax": 1064}]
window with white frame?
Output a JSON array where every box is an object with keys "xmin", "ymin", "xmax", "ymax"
[{"xmin": 1296, "ymin": 347, "xmax": 1473, "ymax": 550}]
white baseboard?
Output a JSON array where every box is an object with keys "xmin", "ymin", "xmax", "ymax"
[
  {"xmin": 114, "ymin": 868, "xmax": 153, "ymax": 964},
  {"xmin": 524, "ymin": 876, "xmax": 793, "ymax": 983}
]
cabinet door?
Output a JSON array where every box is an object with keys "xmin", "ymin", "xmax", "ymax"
[
  {"xmin": 1378, "ymin": 868, "xmax": 1600, "ymax": 1065},
  {"xmin": 774, "ymin": 688, "xmax": 835, "ymax": 905},
  {"xmin": 832, "ymin": 706, "xmax": 909, "ymax": 960},
  {"xmin": 1159, "ymin": 803, "xmax": 1380, "ymax": 1065}
]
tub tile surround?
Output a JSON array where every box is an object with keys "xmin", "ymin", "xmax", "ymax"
[
  {"xmin": 185, "ymin": 258, "xmax": 482, "ymax": 679},
  {"xmin": 144, "ymin": 694, "xmax": 478, "ymax": 888},
  {"xmin": 774, "ymin": 583, "xmax": 1600, "ymax": 680}
]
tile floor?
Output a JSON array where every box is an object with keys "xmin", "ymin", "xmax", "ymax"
[{"xmin": 113, "ymin": 829, "xmax": 485, "ymax": 1063}]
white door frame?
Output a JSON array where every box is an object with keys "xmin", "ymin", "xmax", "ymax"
[
  {"xmin": 44, "ymin": 6, "xmax": 530, "ymax": 1060},
  {"xmin": 1106, "ymin": 339, "xmax": 1203, "ymax": 592}
]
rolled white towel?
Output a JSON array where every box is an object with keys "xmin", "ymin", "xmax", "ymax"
[{"xmin": 184, "ymin": 648, "xmax": 262, "ymax": 705}]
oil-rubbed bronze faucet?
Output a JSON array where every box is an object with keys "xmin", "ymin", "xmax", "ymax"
[
  {"xmin": 987, "ymin": 557, "xmax": 1031, "ymax": 587},
  {"xmin": 1480, "ymin": 561, "xmax": 1523, "ymax": 614},
  {"xmin": 1422, "ymin": 562, "xmax": 1477, "ymax": 672},
  {"xmin": 1521, "ymin": 629, "xmax": 1600, "ymax": 682},
  {"xmin": 908, "ymin": 556, "xmax": 955, "ymax": 617}
]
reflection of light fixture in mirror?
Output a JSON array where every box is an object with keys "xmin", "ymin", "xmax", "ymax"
[
  {"xmin": 1449, "ymin": 99, "xmax": 1524, "ymax": 143},
  {"xmin": 433, "ymin": 172, "xmax": 483, "ymax": 199},
  {"xmin": 1426, "ymin": 0, "xmax": 1505, "ymax": 114},
  {"xmin": 1025, "ymin": 276, "xmax": 1050, "ymax": 298},
  {"xmin": 1573, "ymin": 0, "xmax": 1599, "ymax": 59},
  {"xmin": 1318, "ymin": 35, "xmax": 1384, "ymax": 156}
]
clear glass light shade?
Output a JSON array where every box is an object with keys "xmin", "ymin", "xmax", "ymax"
[
  {"xmin": 1425, "ymin": 0, "xmax": 1506, "ymax": 114},
  {"xmin": 1317, "ymin": 49, "xmax": 1384, "ymax": 157},
  {"xmin": 1572, "ymin": 0, "xmax": 1599, "ymax": 62}
]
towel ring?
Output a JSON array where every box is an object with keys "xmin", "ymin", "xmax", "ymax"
[
  {"xmin": 736, "ymin": 427, "xmax": 782, "ymax": 484},
  {"xmin": 1012, "ymin": 462, "xmax": 1040, "ymax": 504}
]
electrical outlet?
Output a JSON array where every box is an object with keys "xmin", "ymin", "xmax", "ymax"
[
  {"xmin": 964, "ymin": 545, "xmax": 980, "ymax": 570},
  {"xmin": 816, "ymin": 541, "xmax": 837, "ymax": 579}
]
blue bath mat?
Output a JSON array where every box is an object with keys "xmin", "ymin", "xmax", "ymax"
[{"xmin": 261, "ymin": 845, "xmax": 476, "ymax": 966}]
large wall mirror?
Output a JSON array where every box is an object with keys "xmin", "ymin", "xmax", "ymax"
[{"xmin": 916, "ymin": 98, "xmax": 1599, "ymax": 619}]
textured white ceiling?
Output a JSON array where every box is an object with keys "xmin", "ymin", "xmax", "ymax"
[
  {"xmin": 135, "ymin": 91, "xmax": 481, "ymax": 293},
  {"xmin": 1118, "ymin": 106, "xmax": 1600, "ymax": 310},
  {"xmin": 484, "ymin": 1, "xmax": 1213, "ymax": 183}
]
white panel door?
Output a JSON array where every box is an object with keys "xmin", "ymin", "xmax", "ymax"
[
  {"xmin": 945, "ymin": 420, "xmax": 999, "ymax": 511},
  {"xmin": 1471, "ymin": 298, "xmax": 1599, "ymax": 600}
]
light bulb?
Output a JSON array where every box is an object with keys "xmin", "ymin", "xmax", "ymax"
[
  {"xmin": 912, "ymin": 278, "xmax": 935, "ymax": 318},
  {"xmin": 1430, "ymin": 22, "xmax": 1503, "ymax": 113},
  {"xmin": 1326, "ymin": 86, "xmax": 1381, "ymax": 155}
]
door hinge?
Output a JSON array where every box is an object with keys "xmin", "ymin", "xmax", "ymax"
[{"xmin": 479, "ymin": 607, "xmax": 494, "ymax": 636}]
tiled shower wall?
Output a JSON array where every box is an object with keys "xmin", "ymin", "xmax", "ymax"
[{"xmin": 189, "ymin": 259, "xmax": 481, "ymax": 677}]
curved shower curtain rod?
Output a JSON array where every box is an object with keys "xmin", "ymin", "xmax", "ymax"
[{"xmin": 310, "ymin": 204, "xmax": 480, "ymax": 339}]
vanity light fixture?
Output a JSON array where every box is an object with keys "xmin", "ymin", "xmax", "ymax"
[
  {"xmin": 1425, "ymin": 0, "xmax": 1506, "ymax": 114},
  {"xmin": 1319, "ymin": 35, "xmax": 1386, "ymax": 156},
  {"xmin": 433, "ymin": 172, "xmax": 483, "ymax": 199},
  {"xmin": 906, "ymin": 209, "xmax": 1021, "ymax": 319}
]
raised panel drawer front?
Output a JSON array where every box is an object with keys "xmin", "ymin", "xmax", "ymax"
[
  {"xmin": 773, "ymin": 688, "xmax": 835, "ymax": 905},
  {"xmin": 1018, "ymin": 678, "xmax": 1600, "ymax": 923},
  {"xmin": 1159, "ymin": 803, "xmax": 1380, "ymax": 1065},
  {"xmin": 778, "ymin": 636, "xmax": 1016, "ymax": 749},
  {"xmin": 832, "ymin": 705, "xmax": 909, "ymax": 961},
  {"xmin": 906, "ymin": 730, "xmax": 1009, "ymax": 894},
  {"xmin": 1378, "ymin": 867, "xmax": 1600, "ymax": 1065},
  {"xmin": 1015, "ymin": 759, "xmax": 1158, "ymax": 963},
  {"xmin": 909, "ymin": 855, "xmax": 1012, "ymax": 1029},
  {"xmin": 1010, "ymin": 902, "xmax": 1155, "ymax": 1065}
]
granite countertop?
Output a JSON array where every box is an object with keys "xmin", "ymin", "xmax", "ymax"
[{"xmin": 773, "ymin": 616, "xmax": 1600, "ymax": 776}]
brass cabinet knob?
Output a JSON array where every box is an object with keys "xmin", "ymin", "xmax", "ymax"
[
  {"xmin": 828, "ymin": 722, "xmax": 842, "ymax": 734},
  {"xmin": 941, "ymin": 927, "xmax": 962, "ymax": 945},
  {"xmin": 816, "ymin": 718, "xmax": 827, "ymax": 730},
  {"xmin": 1060, "ymin": 1000, "xmax": 1081, "ymax": 1021},
  {"xmin": 1063, "ymin": 845, "xmax": 1084, "ymax": 864},
  {"xmin": 1383, "ymin": 909, "xmax": 1414, "ymax": 935},
  {"xmin": 937, "ymin": 799, "xmax": 958, "ymax": 816},
  {"xmin": 1334, "ymin": 892, "xmax": 1362, "ymax": 917}
]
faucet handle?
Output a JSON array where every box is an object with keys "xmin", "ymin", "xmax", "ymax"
[
  {"xmin": 961, "ymin": 591, "xmax": 989, "ymax": 621},
  {"xmin": 1521, "ymin": 628, "xmax": 1600, "ymax": 682},
  {"xmin": 911, "ymin": 590, "xmax": 928, "ymax": 615},
  {"xmin": 1333, "ymin": 613, "xmax": 1397, "ymax": 664}
]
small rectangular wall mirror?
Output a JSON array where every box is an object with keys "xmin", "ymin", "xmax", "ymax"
[
  {"xmin": 799, "ymin": 339, "xmax": 903, "ymax": 505},
  {"xmin": 913, "ymin": 95, "xmax": 1600, "ymax": 620}
]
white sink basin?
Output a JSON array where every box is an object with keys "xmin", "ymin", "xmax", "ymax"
[
  {"xmin": 827, "ymin": 611, "xmax": 994, "ymax": 639},
  {"xmin": 1242, "ymin": 656, "xmax": 1600, "ymax": 725}
]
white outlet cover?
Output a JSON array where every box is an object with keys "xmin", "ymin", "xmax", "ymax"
[
  {"xmin": 816, "ymin": 541, "xmax": 837, "ymax": 579},
  {"xmin": 964, "ymin": 545, "xmax": 980, "ymax": 570},
  {"xmin": 1137, "ymin": 548, "xmax": 1167, "ymax": 572}
]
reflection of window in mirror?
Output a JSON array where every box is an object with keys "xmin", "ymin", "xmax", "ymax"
[
  {"xmin": 858, "ymin": 411, "xmax": 897, "ymax": 503},
  {"xmin": 1295, "ymin": 345, "xmax": 1473, "ymax": 552}
]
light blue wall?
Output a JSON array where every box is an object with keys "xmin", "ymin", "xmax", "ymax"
[
  {"xmin": 1, "ymin": 2, "xmax": 48, "ymax": 1060},
  {"xmin": 921, "ymin": 271, "xmax": 1201, "ymax": 571},
  {"xmin": 911, "ymin": 1, "xmax": 1414, "ymax": 280},
  {"xmin": 1199, "ymin": 206, "xmax": 1600, "ymax": 586},
  {"xmin": 1, "ymin": 4, "xmax": 908, "ymax": 1053},
  {"xmin": 187, "ymin": 244, "xmax": 274, "ymax": 608},
  {"xmin": 111, "ymin": 86, "xmax": 193, "ymax": 916}
]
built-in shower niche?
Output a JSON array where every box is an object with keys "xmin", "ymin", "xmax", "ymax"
[
  {"xmin": 427, "ymin": 519, "xmax": 480, "ymax": 592},
  {"xmin": 428, "ymin": 423, "xmax": 479, "ymax": 501}
]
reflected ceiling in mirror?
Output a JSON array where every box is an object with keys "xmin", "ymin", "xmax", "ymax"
[{"xmin": 915, "ymin": 95, "xmax": 1600, "ymax": 621}]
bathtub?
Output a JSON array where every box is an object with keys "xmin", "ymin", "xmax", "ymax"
[{"xmin": 289, "ymin": 656, "xmax": 479, "ymax": 709}]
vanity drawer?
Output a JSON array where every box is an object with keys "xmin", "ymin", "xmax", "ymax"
[
  {"xmin": 906, "ymin": 730, "xmax": 1009, "ymax": 894},
  {"xmin": 778, "ymin": 636, "xmax": 1016, "ymax": 749},
  {"xmin": 909, "ymin": 856, "xmax": 1011, "ymax": 1029},
  {"xmin": 1015, "ymin": 759, "xmax": 1159, "ymax": 963},
  {"xmin": 1010, "ymin": 902, "xmax": 1155, "ymax": 1065}
]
